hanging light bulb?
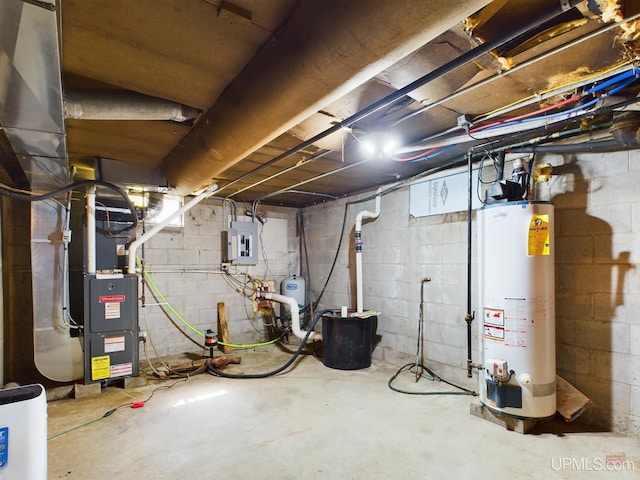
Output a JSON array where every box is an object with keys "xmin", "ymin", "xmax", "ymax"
[{"xmin": 358, "ymin": 131, "xmax": 401, "ymax": 159}]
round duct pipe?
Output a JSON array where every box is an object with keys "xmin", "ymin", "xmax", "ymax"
[{"xmin": 64, "ymin": 89, "xmax": 200, "ymax": 123}]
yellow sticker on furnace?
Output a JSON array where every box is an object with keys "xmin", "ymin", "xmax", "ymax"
[
  {"xmin": 528, "ymin": 214, "xmax": 550, "ymax": 256},
  {"xmin": 91, "ymin": 355, "xmax": 110, "ymax": 381}
]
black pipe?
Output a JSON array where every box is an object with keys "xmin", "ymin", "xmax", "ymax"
[
  {"xmin": 219, "ymin": 0, "xmax": 582, "ymax": 195},
  {"xmin": 0, "ymin": 179, "xmax": 138, "ymax": 227},
  {"xmin": 508, "ymin": 138, "xmax": 634, "ymax": 154},
  {"xmin": 206, "ymin": 308, "xmax": 333, "ymax": 379},
  {"xmin": 464, "ymin": 93, "xmax": 640, "ymax": 156},
  {"xmin": 465, "ymin": 152, "xmax": 475, "ymax": 378}
]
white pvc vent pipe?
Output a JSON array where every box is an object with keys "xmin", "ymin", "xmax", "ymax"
[
  {"xmin": 86, "ymin": 185, "xmax": 96, "ymax": 275},
  {"xmin": 354, "ymin": 187, "xmax": 382, "ymax": 313},
  {"xmin": 127, "ymin": 184, "xmax": 218, "ymax": 273},
  {"xmin": 263, "ymin": 292, "xmax": 321, "ymax": 342}
]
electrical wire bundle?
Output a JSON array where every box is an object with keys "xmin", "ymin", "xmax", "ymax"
[
  {"xmin": 390, "ymin": 66, "xmax": 640, "ymax": 163},
  {"xmin": 47, "ymin": 378, "xmax": 188, "ymax": 441}
]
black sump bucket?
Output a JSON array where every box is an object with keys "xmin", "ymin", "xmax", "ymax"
[{"xmin": 322, "ymin": 312, "xmax": 375, "ymax": 370}]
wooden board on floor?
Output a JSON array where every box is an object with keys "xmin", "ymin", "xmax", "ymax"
[
  {"xmin": 217, "ymin": 302, "xmax": 232, "ymax": 353},
  {"xmin": 469, "ymin": 401, "xmax": 540, "ymax": 433},
  {"xmin": 556, "ymin": 375, "xmax": 590, "ymax": 422}
]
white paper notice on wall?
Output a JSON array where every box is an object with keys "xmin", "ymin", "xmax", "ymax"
[{"xmin": 410, "ymin": 169, "xmax": 481, "ymax": 217}]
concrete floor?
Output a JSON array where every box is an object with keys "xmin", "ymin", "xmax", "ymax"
[{"xmin": 47, "ymin": 348, "xmax": 639, "ymax": 480}]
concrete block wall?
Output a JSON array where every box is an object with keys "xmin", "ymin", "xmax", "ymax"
[
  {"xmin": 302, "ymin": 149, "xmax": 640, "ymax": 435},
  {"xmin": 138, "ymin": 198, "xmax": 299, "ymax": 360},
  {"xmin": 301, "ymin": 184, "xmax": 477, "ymax": 393},
  {"xmin": 539, "ymin": 150, "xmax": 640, "ymax": 435}
]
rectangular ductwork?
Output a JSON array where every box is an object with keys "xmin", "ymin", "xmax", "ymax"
[
  {"xmin": 0, "ymin": 0, "xmax": 68, "ymax": 189},
  {"xmin": 1, "ymin": 0, "xmax": 83, "ymax": 382}
]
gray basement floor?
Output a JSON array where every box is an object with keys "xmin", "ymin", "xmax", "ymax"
[{"xmin": 47, "ymin": 348, "xmax": 639, "ymax": 480}]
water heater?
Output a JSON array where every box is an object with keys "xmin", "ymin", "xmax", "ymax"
[{"xmin": 478, "ymin": 201, "xmax": 556, "ymax": 419}]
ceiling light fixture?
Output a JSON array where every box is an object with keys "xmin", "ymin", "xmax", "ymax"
[{"xmin": 357, "ymin": 131, "xmax": 401, "ymax": 159}]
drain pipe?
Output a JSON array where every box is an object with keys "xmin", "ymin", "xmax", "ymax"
[
  {"xmin": 355, "ymin": 187, "xmax": 382, "ymax": 313},
  {"xmin": 86, "ymin": 185, "xmax": 97, "ymax": 275},
  {"xmin": 127, "ymin": 184, "xmax": 218, "ymax": 274},
  {"xmin": 262, "ymin": 292, "xmax": 321, "ymax": 342}
]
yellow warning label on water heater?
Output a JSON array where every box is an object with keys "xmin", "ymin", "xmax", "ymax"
[
  {"xmin": 91, "ymin": 355, "xmax": 111, "ymax": 381},
  {"xmin": 528, "ymin": 214, "xmax": 550, "ymax": 256}
]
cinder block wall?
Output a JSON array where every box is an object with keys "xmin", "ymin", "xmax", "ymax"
[
  {"xmin": 301, "ymin": 185, "xmax": 476, "ymax": 392},
  {"xmin": 138, "ymin": 198, "xmax": 299, "ymax": 360},
  {"xmin": 541, "ymin": 150, "xmax": 640, "ymax": 435},
  {"xmin": 302, "ymin": 150, "xmax": 640, "ymax": 435}
]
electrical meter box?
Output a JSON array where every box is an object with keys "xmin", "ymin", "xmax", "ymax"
[
  {"xmin": 222, "ymin": 220, "xmax": 259, "ymax": 265},
  {"xmin": 83, "ymin": 273, "xmax": 139, "ymax": 384}
]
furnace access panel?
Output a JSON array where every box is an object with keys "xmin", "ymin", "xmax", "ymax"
[{"xmin": 83, "ymin": 274, "xmax": 139, "ymax": 384}]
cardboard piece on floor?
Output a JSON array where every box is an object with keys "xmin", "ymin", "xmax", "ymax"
[{"xmin": 556, "ymin": 375, "xmax": 590, "ymax": 422}]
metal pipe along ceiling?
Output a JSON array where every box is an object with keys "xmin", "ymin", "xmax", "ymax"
[
  {"xmin": 64, "ymin": 90, "xmax": 200, "ymax": 123},
  {"xmin": 218, "ymin": 0, "xmax": 586, "ymax": 199},
  {"xmin": 161, "ymin": 0, "xmax": 493, "ymax": 195}
]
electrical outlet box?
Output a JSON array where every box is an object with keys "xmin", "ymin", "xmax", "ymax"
[{"xmin": 222, "ymin": 221, "xmax": 259, "ymax": 265}]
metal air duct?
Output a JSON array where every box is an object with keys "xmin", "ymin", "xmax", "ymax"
[
  {"xmin": 0, "ymin": 0, "xmax": 67, "ymax": 189},
  {"xmin": 64, "ymin": 90, "xmax": 200, "ymax": 123},
  {"xmin": 0, "ymin": 0, "xmax": 82, "ymax": 382}
]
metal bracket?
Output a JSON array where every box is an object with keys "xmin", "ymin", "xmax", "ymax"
[{"xmin": 465, "ymin": 311, "xmax": 475, "ymax": 324}]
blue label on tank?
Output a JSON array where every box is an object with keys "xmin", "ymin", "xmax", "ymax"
[
  {"xmin": 0, "ymin": 427, "xmax": 8, "ymax": 468},
  {"xmin": 286, "ymin": 284, "xmax": 298, "ymax": 291}
]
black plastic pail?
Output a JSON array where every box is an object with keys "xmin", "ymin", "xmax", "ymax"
[{"xmin": 322, "ymin": 313, "xmax": 375, "ymax": 370}]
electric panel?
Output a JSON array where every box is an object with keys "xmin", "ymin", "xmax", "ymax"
[
  {"xmin": 83, "ymin": 273, "xmax": 139, "ymax": 384},
  {"xmin": 222, "ymin": 221, "xmax": 259, "ymax": 265}
]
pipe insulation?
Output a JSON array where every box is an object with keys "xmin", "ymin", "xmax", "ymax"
[
  {"xmin": 127, "ymin": 184, "xmax": 218, "ymax": 273},
  {"xmin": 262, "ymin": 292, "xmax": 321, "ymax": 342},
  {"xmin": 162, "ymin": 0, "xmax": 493, "ymax": 194},
  {"xmin": 355, "ymin": 188, "xmax": 382, "ymax": 313},
  {"xmin": 64, "ymin": 90, "xmax": 200, "ymax": 122},
  {"xmin": 214, "ymin": 0, "xmax": 585, "ymax": 198}
]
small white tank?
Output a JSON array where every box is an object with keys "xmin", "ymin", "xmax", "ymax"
[{"xmin": 280, "ymin": 275, "xmax": 306, "ymax": 309}]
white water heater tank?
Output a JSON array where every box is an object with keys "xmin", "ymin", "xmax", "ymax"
[
  {"xmin": 281, "ymin": 275, "xmax": 306, "ymax": 310},
  {"xmin": 478, "ymin": 201, "xmax": 556, "ymax": 419}
]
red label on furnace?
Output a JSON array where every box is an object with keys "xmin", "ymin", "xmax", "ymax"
[{"xmin": 99, "ymin": 295, "xmax": 125, "ymax": 303}]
